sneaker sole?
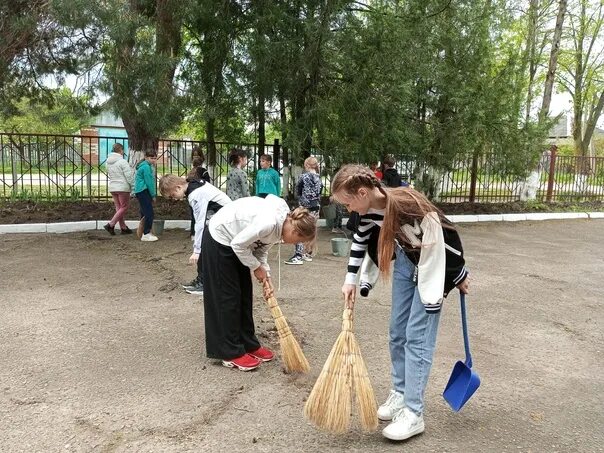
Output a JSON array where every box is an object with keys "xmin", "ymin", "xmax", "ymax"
[
  {"xmin": 284, "ymin": 261, "xmax": 303, "ymax": 265},
  {"xmin": 222, "ymin": 360, "xmax": 260, "ymax": 371},
  {"xmin": 185, "ymin": 290, "xmax": 204, "ymax": 295},
  {"xmin": 377, "ymin": 412, "xmax": 395, "ymax": 422},
  {"xmin": 382, "ymin": 423, "xmax": 425, "ymax": 441}
]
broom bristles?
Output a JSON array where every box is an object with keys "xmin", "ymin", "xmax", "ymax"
[
  {"xmin": 304, "ymin": 308, "xmax": 378, "ymax": 433},
  {"xmin": 265, "ymin": 294, "xmax": 310, "ymax": 373}
]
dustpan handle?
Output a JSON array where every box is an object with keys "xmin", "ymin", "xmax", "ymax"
[{"xmin": 460, "ymin": 293, "xmax": 472, "ymax": 368}]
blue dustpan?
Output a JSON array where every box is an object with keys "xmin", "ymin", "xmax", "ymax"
[{"xmin": 443, "ymin": 293, "xmax": 480, "ymax": 411}]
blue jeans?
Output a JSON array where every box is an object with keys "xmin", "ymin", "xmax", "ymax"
[
  {"xmin": 390, "ymin": 247, "xmax": 441, "ymax": 415},
  {"xmin": 136, "ymin": 189, "xmax": 154, "ymax": 234}
]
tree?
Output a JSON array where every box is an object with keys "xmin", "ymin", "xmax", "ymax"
[
  {"xmin": 56, "ymin": 0, "xmax": 187, "ymax": 161},
  {"xmin": 0, "ymin": 0, "xmax": 88, "ymax": 116},
  {"xmin": 539, "ymin": 0, "xmax": 568, "ymax": 122},
  {"xmin": 180, "ymin": 0, "xmax": 246, "ymax": 167},
  {"xmin": 558, "ymin": 0, "xmax": 604, "ymax": 166}
]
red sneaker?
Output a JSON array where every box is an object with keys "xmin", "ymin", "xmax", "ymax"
[
  {"xmin": 248, "ymin": 346, "xmax": 274, "ymax": 362},
  {"xmin": 222, "ymin": 354, "xmax": 261, "ymax": 371}
]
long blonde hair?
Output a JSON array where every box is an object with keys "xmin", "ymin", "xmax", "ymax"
[{"xmin": 331, "ymin": 164, "xmax": 453, "ymax": 276}]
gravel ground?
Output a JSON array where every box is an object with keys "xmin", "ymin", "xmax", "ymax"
[{"xmin": 0, "ymin": 220, "xmax": 602, "ymax": 452}]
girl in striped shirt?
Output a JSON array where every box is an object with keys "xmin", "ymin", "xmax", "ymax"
[{"xmin": 331, "ymin": 164, "xmax": 469, "ymax": 442}]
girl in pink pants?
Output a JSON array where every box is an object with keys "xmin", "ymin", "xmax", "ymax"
[{"xmin": 104, "ymin": 143, "xmax": 135, "ymax": 235}]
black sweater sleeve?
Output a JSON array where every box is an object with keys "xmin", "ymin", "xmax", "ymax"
[{"xmin": 442, "ymin": 223, "xmax": 468, "ymax": 297}]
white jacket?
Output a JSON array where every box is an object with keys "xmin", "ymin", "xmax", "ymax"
[
  {"xmin": 188, "ymin": 183, "xmax": 232, "ymax": 254},
  {"xmin": 401, "ymin": 211, "xmax": 446, "ymax": 311},
  {"xmin": 208, "ymin": 195, "xmax": 289, "ymax": 272},
  {"xmin": 106, "ymin": 152, "xmax": 134, "ymax": 193}
]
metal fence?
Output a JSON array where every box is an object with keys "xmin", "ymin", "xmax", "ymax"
[{"xmin": 1, "ymin": 132, "xmax": 603, "ymax": 202}]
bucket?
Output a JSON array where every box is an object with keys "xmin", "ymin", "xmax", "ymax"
[
  {"xmin": 152, "ymin": 219, "xmax": 165, "ymax": 236},
  {"xmin": 331, "ymin": 237, "xmax": 350, "ymax": 257},
  {"xmin": 443, "ymin": 293, "xmax": 480, "ymax": 411}
]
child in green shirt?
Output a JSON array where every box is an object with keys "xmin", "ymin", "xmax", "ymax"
[{"xmin": 255, "ymin": 154, "xmax": 281, "ymax": 198}]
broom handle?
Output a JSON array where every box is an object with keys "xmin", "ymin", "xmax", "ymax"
[{"xmin": 460, "ymin": 293, "xmax": 472, "ymax": 368}]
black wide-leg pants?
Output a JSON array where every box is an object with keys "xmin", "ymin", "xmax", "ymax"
[{"xmin": 201, "ymin": 228, "xmax": 261, "ymax": 360}]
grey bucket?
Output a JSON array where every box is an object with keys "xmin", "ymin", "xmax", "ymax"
[
  {"xmin": 331, "ymin": 237, "xmax": 350, "ymax": 257},
  {"xmin": 152, "ymin": 219, "xmax": 165, "ymax": 236}
]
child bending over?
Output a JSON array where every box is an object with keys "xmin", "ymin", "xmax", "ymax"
[
  {"xmin": 159, "ymin": 175, "xmax": 231, "ymax": 296},
  {"xmin": 331, "ymin": 164, "xmax": 469, "ymax": 442},
  {"xmin": 202, "ymin": 195, "xmax": 316, "ymax": 371}
]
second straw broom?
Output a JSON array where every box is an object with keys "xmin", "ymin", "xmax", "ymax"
[{"xmin": 304, "ymin": 306, "xmax": 378, "ymax": 433}]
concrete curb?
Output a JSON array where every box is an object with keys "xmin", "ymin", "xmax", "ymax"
[{"xmin": 0, "ymin": 213, "xmax": 602, "ymax": 234}]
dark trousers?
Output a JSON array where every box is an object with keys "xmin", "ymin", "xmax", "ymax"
[
  {"xmin": 136, "ymin": 189, "xmax": 154, "ymax": 234},
  {"xmin": 201, "ymin": 229, "xmax": 260, "ymax": 360}
]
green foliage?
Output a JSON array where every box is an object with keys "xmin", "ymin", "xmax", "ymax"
[
  {"xmin": 2, "ymin": 0, "xmax": 598, "ymax": 185},
  {"xmin": 0, "ymin": 88, "xmax": 91, "ymax": 134}
]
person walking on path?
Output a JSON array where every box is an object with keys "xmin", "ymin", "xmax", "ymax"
[
  {"xmin": 134, "ymin": 150, "xmax": 159, "ymax": 242},
  {"xmin": 284, "ymin": 156, "xmax": 323, "ymax": 265},
  {"xmin": 104, "ymin": 143, "xmax": 134, "ymax": 235},
  {"xmin": 202, "ymin": 195, "xmax": 317, "ymax": 371},
  {"xmin": 331, "ymin": 164, "xmax": 470, "ymax": 442},
  {"xmin": 255, "ymin": 154, "xmax": 281, "ymax": 198},
  {"xmin": 226, "ymin": 148, "xmax": 250, "ymax": 200}
]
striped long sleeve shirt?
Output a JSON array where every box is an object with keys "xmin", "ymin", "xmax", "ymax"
[
  {"xmin": 344, "ymin": 209, "xmax": 468, "ymax": 314},
  {"xmin": 345, "ymin": 208, "xmax": 385, "ymax": 285}
]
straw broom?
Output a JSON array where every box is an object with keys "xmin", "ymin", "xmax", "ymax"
[
  {"xmin": 263, "ymin": 281, "xmax": 310, "ymax": 373},
  {"xmin": 303, "ymin": 307, "xmax": 378, "ymax": 434}
]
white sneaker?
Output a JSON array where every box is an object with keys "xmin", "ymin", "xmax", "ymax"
[
  {"xmin": 302, "ymin": 253, "xmax": 313, "ymax": 262},
  {"xmin": 377, "ymin": 390, "xmax": 405, "ymax": 421},
  {"xmin": 382, "ymin": 407, "xmax": 425, "ymax": 441},
  {"xmin": 141, "ymin": 233, "xmax": 159, "ymax": 242}
]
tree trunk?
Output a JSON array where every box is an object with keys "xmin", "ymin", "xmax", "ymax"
[
  {"xmin": 257, "ymin": 93, "xmax": 266, "ymax": 156},
  {"xmin": 524, "ymin": 0, "xmax": 539, "ymax": 124},
  {"xmin": 280, "ymin": 94, "xmax": 290, "ymax": 198},
  {"xmin": 539, "ymin": 0, "xmax": 567, "ymax": 122},
  {"xmin": 122, "ymin": 117, "xmax": 157, "ymax": 167},
  {"xmin": 206, "ymin": 117, "xmax": 217, "ymax": 179},
  {"xmin": 582, "ymin": 91, "xmax": 604, "ymax": 155}
]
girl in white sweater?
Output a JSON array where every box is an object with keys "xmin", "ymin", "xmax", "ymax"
[
  {"xmin": 104, "ymin": 143, "xmax": 134, "ymax": 235},
  {"xmin": 202, "ymin": 195, "xmax": 317, "ymax": 371}
]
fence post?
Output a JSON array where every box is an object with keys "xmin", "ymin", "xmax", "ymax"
[
  {"xmin": 469, "ymin": 153, "xmax": 478, "ymax": 203},
  {"xmin": 546, "ymin": 145, "xmax": 557, "ymax": 203},
  {"xmin": 273, "ymin": 139, "xmax": 280, "ymax": 171}
]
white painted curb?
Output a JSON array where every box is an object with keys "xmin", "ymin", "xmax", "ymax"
[
  {"xmin": 0, "ymin": 223, "xmax": 47, "ymax": 234},
  {"xmin": 0, "ymin": 213, "xmax": 602, "ymax": 234},
  {"xmin": 46, "ymin": 221, "xmax": 97, "ymax": 234}
]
